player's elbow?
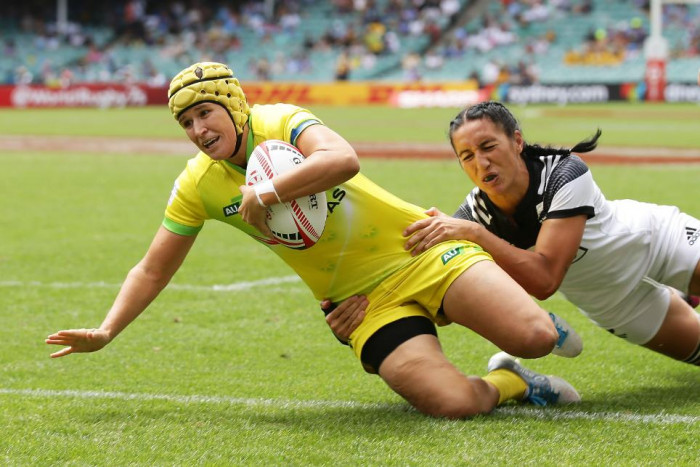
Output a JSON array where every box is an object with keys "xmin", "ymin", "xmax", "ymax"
[
  {"xmin": 131, "ymin": 262, "xmax": 171, "ymax": 289},
  {"xmin": 339, "ymin": 150, "xmax": 360, "ymax": 178},
  {"xmin": 320, "ymin": 144, "xmax": 359, "ymax": 182},
  {"xmin": 522, "ymin": 263, "xmax": 564, "ymax": 300},
  {"xmin": 529, "ymin": 279, "xmax": 560, "ymax": 301},
  {"xmin": 531, "ymin": 288, "xmax": 555, "ymax": 301}
]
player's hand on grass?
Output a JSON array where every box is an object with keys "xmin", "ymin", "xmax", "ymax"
[
  {"xmin": 321, "ymin": 295, "xmax": 368, "ymax": 344},
  {"xmin": 239, "ymin": 184, "xmax": 274, "ymax": 238},
  {"xmin": 403, "ymin": 207, "xmax": 472, "ymax": 255},
  {"xmin": 45, "ymin": 328, "xmax": 112, "ymax": 358}
]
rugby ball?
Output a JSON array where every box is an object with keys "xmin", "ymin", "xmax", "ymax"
[{"xmin": 246, "ymin": 140, "xmax": 327, "ymax": 249}]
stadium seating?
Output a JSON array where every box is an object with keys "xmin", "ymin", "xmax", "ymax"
[{"xmin": 1, "ymin": 0, "xmax": 698, "ymax": 85}]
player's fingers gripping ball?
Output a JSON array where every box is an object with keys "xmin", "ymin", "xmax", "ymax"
[{"xmin": 167, "ymin": 62, "xmax": 250, "ymax": 134}]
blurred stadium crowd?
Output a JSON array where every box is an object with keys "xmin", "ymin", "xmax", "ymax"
[{"xmin": 2, "ymin": 0, "xmax": 700, "ymax": 86}]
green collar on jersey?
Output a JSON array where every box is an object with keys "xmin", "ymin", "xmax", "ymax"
[{"xmin": 223, "ymin": 117, "xmax": 254, "ymax": 175}]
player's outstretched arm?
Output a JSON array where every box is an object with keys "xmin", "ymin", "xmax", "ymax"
[{"xmin": 46, "ymin": 226, "xmax": 197, "ymax": 358}]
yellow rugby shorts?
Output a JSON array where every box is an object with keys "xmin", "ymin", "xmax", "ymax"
[{"xmin": 348, "ymin": 240, "xmax": 492, "ymax": 372}]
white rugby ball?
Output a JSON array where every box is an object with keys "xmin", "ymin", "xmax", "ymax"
[{"xmin": 246, "ymin": 140, "xmax": 327, "ymax": 249}]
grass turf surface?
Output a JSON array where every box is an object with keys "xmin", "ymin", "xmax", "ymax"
[
  {"xmin": 1, "ymin": 104, "xmax": 699, "ymax": 465},
  {"xmin": 1, "ymin": 102, "xmax": 700, "ymax": 148}
]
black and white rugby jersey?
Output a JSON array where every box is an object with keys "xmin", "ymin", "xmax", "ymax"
[
  {"xmin": 453, "ymin": 154, "xmax": 595, "ymax": 249},
  {"xmin": 453, "ymin": 151, "xmax": 676, "ymax": 320}
]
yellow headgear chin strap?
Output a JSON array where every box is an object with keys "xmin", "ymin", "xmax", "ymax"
[{"xmin": 167, "ymin": 62, "xmax": 250, "ymax": 135}]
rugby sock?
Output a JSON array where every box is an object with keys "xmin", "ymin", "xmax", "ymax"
[
  {"xmin": 483, "ymin": 369, "xmax": 528, "ymax": 405},
  {"xmin": 682, "ymin": 339, "xmax": 700, "ymax": 366}
]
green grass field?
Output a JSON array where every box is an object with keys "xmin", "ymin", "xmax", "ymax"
[
  {"xmin": 1, "ymin": 104, "xmax": 699, "ymax": 465},
  {"xmin": 2, "ymin": 102, "xmax": 700, "ymax": 147}
]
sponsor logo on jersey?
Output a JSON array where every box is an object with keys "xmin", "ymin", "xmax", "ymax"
[
  {"xmin": 327, "ymin": 187, "xmax": 346, "ymax": 213},
  {"xmin": 571, "ymin": 246, "xmax": 588, "ymax": 264},
  {"xmin": 686, "ymin": 226, "xmax": 699, "ymax": 245},
  {"xmin": 223, "ymin": 202, "xmax": 241, "ymax": 217},
  {"xmin": 441, "ymin": 246, "xmax": 464, "ymax": 265},
  {"xmin": 441, "ymin": 244, "xmax": 485, "ymax": 265}
]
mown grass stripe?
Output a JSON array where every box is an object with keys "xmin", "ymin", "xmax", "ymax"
[
  {"xmin": 2, "ymin": 388, "xmax": 697, "ymax": 425},
  {"xmin": 0, "ymin": 276, "xmax": 302, "ymax": 292}
]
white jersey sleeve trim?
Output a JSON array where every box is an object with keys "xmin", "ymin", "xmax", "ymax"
[{"xmin": 547, "ymin": 170, "xmax": 597, "ymax": 219}]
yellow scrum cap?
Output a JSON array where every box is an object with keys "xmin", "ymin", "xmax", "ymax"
[{"xmin": 168, "ymin": 62, "xmax": 250, "ymax": 134}]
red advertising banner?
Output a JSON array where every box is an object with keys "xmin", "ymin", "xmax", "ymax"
[
  {"xmin": 0, "ymin": 82, "xmax": 484, "ymax": 108},
  {"xmin": 0, "ymin": 84, "xmax": 169, "ymax": 108}
]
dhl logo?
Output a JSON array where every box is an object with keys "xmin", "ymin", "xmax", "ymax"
[{"xmin": 244, "ymin": 85, "xmax": 313, "ymax": 104}]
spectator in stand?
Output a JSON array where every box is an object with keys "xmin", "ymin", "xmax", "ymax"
[
  {"xmin": 402, "ymin": 53, "xmax": 422, "ymax": 82},
  {"xmin": 481, "ymin": 59, "xmax": 501, "ymax": 86},
  {"xmin": 252, "ymin": 56, "xmax": 271, "ymax": 81},
  {"xmin": 364, "ymin": 22, "xmax": 386, "ymax": 55},
  {"xmin": 424, "ymin": 47, "xmax": 445, "ymax": 70},
  {"xmin": 520, "ymin": 0, "xmax": 550, "ymax": 25},
  {"xmin": 467, "ymin": 71, "xmax": 482, "ymax": 88},
  {"xmin": 3, "ymin": 38, "xmax": 17, "ymax": 59},
  {"xmin": 511, "ymin": 60, "xmax": 538, "ymax": 85},
  {"xmin": 14, "ymin": 65, "xmax": 34, "ymax": 85},
  {"xmin": 335, "ymin": 50, "xmax": 352, "ymax": 80},
  {"xmin": 573, "ymin": 0, "xmax": 593, "ymax": 15}
]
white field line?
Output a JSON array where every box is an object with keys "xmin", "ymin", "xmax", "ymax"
[
  {"xmin": 1, "ymin": 388, "xmax": 698, "ymax": 425},
  {"xmin": 495, "ymin": 406, "xmax": 700, "ymax": 425},
  {"xmin": 0, "ymin": 275, "xmax": 301, "ymax": 292}
]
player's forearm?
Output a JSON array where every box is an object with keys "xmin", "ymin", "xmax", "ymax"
[
  {"xmin": 99, "ymin": 264, "xmax": 171, "ymax": 340},
  {"xmin": 471, "ymin": 227, "xmax": 561, "ymax": 300},
  {"xmin": 270, "ymin": 147, "xmax": 359, "ymax": 203}
]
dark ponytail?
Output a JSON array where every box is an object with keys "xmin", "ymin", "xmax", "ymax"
[
  {"xmin": 571, "ymin": 128, "xmax": 602, "ymax": 153},
  {"xmin": 522, "ymin": 128, "xmax": 602, "ymax": 159}
]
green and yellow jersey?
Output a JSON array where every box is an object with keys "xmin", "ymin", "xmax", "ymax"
[{"xmin": 164, "ymin": 103, "xmax": 429, "ymax": 302}]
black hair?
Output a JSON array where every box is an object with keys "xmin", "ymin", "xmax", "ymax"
[{"xmin": 448, "ymin": 100, "xmax": 602, "ymax": 158}]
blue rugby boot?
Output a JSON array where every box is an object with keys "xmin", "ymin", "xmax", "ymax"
[
  {"xmin": 548, "ymin": 312, "xmax": 582, "ymax": 358},
  {"xmin": 487, "ymin": 352, "xmax": 581, "ymax": 406}
]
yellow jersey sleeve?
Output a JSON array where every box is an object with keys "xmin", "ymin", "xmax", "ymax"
[
  {"xmin": 163, "ymin": 157, "xmax": 209, "ymax": 236},
  {"xmin": 249, "ymin": 104, "xmax": 322, "ymax": 146}
]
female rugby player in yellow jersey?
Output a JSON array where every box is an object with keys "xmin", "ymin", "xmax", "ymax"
[{"xmin": 47, "ymin": 62, "xmax": 581, "ymax": 419}]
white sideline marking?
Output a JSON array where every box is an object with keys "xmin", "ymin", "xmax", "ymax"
[
  {"xmin": 2, "ymin": 388, "xmax": 698, "ymax": 425},
  {"xmin": 0, "ymin": 276, "xmax": 301, "ymax": 292},
  {"xmin": 0, "ymin": 388, "xmax": 381, "ymax": 411},
  {"xmin": 496, "ymin": 406, "xmax": 700, "ymax": 425}
]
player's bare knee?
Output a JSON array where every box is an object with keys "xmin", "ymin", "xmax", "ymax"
[{"xmin": 502, "ymin": 318, "xmax": 558, "ymax": 358}]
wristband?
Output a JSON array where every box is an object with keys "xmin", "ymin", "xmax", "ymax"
[{"xmin": 253, "ymin": 180, "xmax": 282, "ymax": 207}]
